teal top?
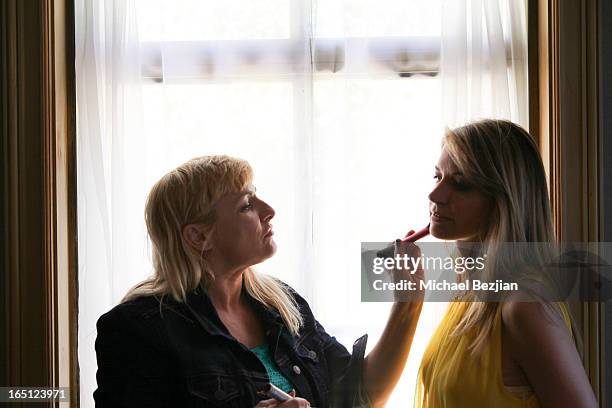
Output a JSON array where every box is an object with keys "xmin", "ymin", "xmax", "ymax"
[{"xmin": 250, "ymin": 341, "xmax": 294, "ymax": 393}]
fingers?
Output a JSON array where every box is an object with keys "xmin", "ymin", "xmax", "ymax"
[
  {"xmin": 393, "ymin": 240, "xmax": 424, "ymax": 279},
  {"xmin": 394, "ymin": 239, "xmax": 422, "ymax": 258},
  {"xmin": 278, "ymin": 391, "xmax": 311, "ymax": 407},
  {"xmin": 278, "ymin": 398, "xmax": 311, "ymax": 407},
  {"xmin": 257, "ymin": 390, "xmax": 311, "ymax": 408},
  {"xmin": 255, "ymin": 399, "xmax": 280, "ymax": 407}
]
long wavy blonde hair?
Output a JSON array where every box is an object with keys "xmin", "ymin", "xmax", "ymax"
[
  {"xmin": 442, "ymin": 119, "xmax": 572, "ymax": 354},
  {"xmin": 123, "ymin": 155, "xmax": 303, "ymax": 335}
]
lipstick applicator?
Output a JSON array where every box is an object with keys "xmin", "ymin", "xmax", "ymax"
[
  {"xmin": 376, "ymin": 224, "xmax": 430, "ymax": 258},
  {"xmin": 257, "ymin": 383, "xmax": 292, "ymax": 402}
]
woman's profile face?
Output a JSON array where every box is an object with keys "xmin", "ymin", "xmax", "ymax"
[
  {"xmin": 428, "ymin": 148, "xmax": 494, "ymax": 242},
  {"xmin": 208, "ymin": 186, "xmax": 277, "ymax": 270}
]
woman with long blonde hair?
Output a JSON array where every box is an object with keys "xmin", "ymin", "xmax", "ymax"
[
  {"xmin": 94, "ymin": 155, "xmax": 424, "ymax": 407},
  {"xmin": 414, "ymin": 119, "xmax": 596, "ymax": 407}
]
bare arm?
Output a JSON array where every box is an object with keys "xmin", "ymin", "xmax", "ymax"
[
  {"xmin": 363, "ymin": 239, "xmax": 424, "ymax": 407},
  {"xmin": 363, "ymin": 302, "xmax": 422, "ymax": 407},
  {"xmin": 502, "ymin": 302, "xmax": 597, "ymax": 408}
]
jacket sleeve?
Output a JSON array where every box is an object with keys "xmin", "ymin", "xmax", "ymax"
[
  {"xmin": 314, "ymin": 319, "xmax": 372, "ymax": 408},
  {"xmin": 93, "ymin": 305, "xmax": 178, "ymax": 408}
]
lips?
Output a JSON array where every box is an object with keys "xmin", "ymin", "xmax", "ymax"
[
  {"xmin": 263, "ymin": 227, "xmax": 274, "ymax": 238},
  {"xmin": 431, "ymin": 211, "xmax": 452, "ymax": 222}
]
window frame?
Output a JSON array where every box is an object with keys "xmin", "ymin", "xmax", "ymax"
[
  {"xmin": 1, "ymin": 0, "xmax": 78, "ymax": 403},
  {"xmin": 139, "ymin": 36, "xmax": 441, "ymax": 83}
]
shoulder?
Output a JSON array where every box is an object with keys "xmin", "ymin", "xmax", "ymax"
[
  {"xmin": 501, "ymin": 300, "xmax": 565, "ymax": 332},
  {"xmin": 270, "ymin": 278, "xmax": 317, "ymax": 324},
  {"xmin": 500, "ymin": 304, "xmax": 595, "ymax": 406},
  {"xmin": 501, "ymin": 301, "xmax": 571, "ymax": 359},
  {"xmin": 501, "ymin": 300, "xmax": 535, "ymax": 328},
  {"xmin": 274, "ymin": 279, "xmax": 312, "ymax": 309},
  {"xmin": 95, "ymin": 295, "xmax": 176, "ymax": 358},
  {"xmin": 266, "ymin": 276, "xmax": 304, "ymax": 304},
  {"xmin": 96, "ymin": 295, "xmax": 165, "ymax": 334}
]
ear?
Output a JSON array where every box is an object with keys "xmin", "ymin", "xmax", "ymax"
[{"xmin": 182, "ymin": 224, "xmax": 213, "ymax": 252}]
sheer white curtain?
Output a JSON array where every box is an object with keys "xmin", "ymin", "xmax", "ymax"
[
  {"xmin": 75, "ymin": 0, "xmax": 144, "ymax": 405},
  {"xmin": 440, "ymin": 0, "xmax": 528, "ymax": 128}
]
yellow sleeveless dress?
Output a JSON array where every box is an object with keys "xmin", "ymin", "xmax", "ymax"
[{"xmin": 415, "ymin": 302, "xmax": 573, "ymax": 408}]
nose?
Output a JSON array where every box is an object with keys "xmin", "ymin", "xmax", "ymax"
[
  {"xmin": 428, "ymin": 178, "xmax": 450, "ymax": 206},
  {"xmin": 257, "ymin": 198, "xmax": 275, "ymax": 222}
]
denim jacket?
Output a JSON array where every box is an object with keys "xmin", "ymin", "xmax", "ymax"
[{"xmin": 94, "ymin": 283, "xmax": 371, "ymax": 407}]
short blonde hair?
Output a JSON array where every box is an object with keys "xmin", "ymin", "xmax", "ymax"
[{"xmin": 123, "ymin": 155, "xmax": 303, "ymax": 335}]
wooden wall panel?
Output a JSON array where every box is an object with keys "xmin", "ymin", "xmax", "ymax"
[
  {"xmin": 0, "ymin": 0, "xmax": 77, "ymax": 405},
  {"xmin": 532, "ymin": 0, "xmax": 602, "ymax": 403}
]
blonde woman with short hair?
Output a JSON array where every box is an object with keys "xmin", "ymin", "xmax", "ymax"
[
  {"xmin": 94, "ymin": 155, "xmax": 423, "ymax": 408},
  {"xmin": 415, "ymin": 119, "xmax": 597, "ymax": 407}
]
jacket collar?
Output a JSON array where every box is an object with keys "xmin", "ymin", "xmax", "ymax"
[{"xmin": 180, "ymin": 284, "xmax": 285, "ymax": 338}]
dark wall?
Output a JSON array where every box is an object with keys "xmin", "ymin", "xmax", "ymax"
[{"xmin": 602, "ymin": 0, "xmax": 612, "ymax": 405}]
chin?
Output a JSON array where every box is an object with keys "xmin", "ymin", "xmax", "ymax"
[
  {"xmin": 431, "ymin": 224, "xmax": 482, "ymax": 242},
  {"xmin": 268, "ymin": 238, "xmax": 277, "ymax": 252},
  {"xmin": 262, "ymin": 241, "xmax": 277, "ymax": 259},
  {"xmin": 430, "ymin": 223, "xmax": 453, "ymax": 240}
]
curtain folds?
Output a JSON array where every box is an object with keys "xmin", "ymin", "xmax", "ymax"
[
  {"xmin": 76, "ymin": 0, "xmax": 143, "ymax": 405},
  {"xmin": 440, "ymin": 0, "xmax": 528, "ymax": 128}
]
